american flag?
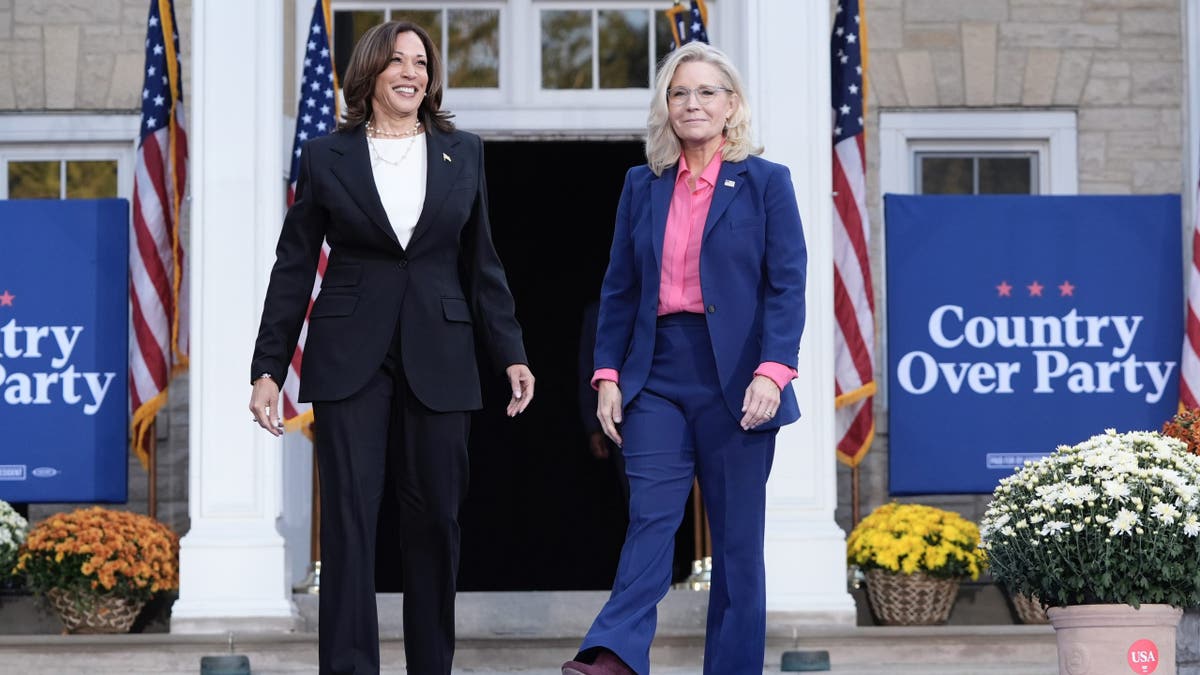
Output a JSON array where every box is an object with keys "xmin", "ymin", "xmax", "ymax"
[
  {"xmin": 130, "ymin": 0, "xmax": 188, "ymax": 467},
  {"xmin": 1182, "ymin": 176, "xmax": 1200, "ymax": 410},
  {"xmin": 281, "ymin": 0, "xmax": 338, "ymax": 432},
  {"xmin": 831, "ymin": 0, "xmax": 876, "ymax": 466},
  {"xmin": 666, "ymin": 0, "xmax": 708, "ymax": 48}
]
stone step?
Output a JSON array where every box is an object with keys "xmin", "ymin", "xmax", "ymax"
[{"xmin": 0, "ymin": 629, "xmax": 1060, "ymax": 674}]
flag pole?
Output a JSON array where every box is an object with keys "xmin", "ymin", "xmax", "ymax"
[{"xmin": 148, "ymin": 419, "xmax": 158, "ymax": 519}]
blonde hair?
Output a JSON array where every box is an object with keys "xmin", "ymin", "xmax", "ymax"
[{"xmin": 645, "ymin": 42, "xmax": 761, "ymax": 176}]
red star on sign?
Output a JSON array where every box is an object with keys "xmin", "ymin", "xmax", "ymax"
[
  {"xmin": 996, "ymin": 281, "xmax": 1012, "ymax": 297},
  {"xmin": 0, "ymin": 290, "xmax": 12, "ymax": 306},
  {"xmin": 1027, "ymin": 281, "xmax": 1044, "ymax": 297},
  {"xmin": 1058, "ymin": 280, "xmax": 1075, "ymax": 297}
]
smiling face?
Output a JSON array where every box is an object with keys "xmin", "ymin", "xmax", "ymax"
[
  {"xmin": 667, "ymin": 60, "xmax": 735, "ymax": 152},
  {"xmin": 370, "ymin": 30, "xmax": 428, "ymax": 126}
]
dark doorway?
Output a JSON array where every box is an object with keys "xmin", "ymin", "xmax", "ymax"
[{"xmin": 376, "ymin": 140, "xmax": 699, "ymax": 592}]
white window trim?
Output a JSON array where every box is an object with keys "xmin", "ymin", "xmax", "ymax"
[
  {"xmin": 879, "ymin": 110, "xmax": 1078, "ymax": 196},
  {"xmin": 0, "ymin": 114, "xmax": 139, "ymax": 200},
  {"xmin": 876, "ymin": 110, "xmax": 1078, "ymax": 407}
]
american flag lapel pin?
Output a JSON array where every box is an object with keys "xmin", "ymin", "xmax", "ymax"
[
  {"xmin": 443, "ymin": 152, "xmax": 452, "ymax": 163},
  {"xmin": 724, "ymin": 179, "xmax": 736, "ymax": 187}
]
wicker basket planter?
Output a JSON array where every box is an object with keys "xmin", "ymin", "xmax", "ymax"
[
  {"xmin": 46, "ymin": 588, "xmax": 145, "ymax": 634},
  {"xmin": 1011, "ymin": 591, "xmax": 1050, "ymax": 625},
  {"xmin": 864, "ymin": 569, "xmax": 960, "ymax": 625}
]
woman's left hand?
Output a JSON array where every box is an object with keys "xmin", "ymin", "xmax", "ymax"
[
  {"xmin": 505, "ymin": 364, "xmax": 535, "ymax": 417},
  {"xmin": 740, "ymin": 375, "xmax": 780, "ymax": 430}
]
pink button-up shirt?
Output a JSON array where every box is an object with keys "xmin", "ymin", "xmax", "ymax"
[{"xmin": 594, "ymin": 151, "xmax": 796, "ymax": 391}]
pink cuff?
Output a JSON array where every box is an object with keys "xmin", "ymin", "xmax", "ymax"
[
  {"xmin": 754, "ymin": 362, "xmax": 797, "ymax": 391},
  {"xmin": 591, "ymin": 368, "xmax": 619, "ymax": 390}
]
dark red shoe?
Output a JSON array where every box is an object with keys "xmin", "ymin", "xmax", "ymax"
[
  {"xmin": 561, "ymin": 660, "xmax": 601, "ymax": 675},
  {"xmin": 593, "ymin": 650, "xmax": 634, "ymax": 674},
  {"xmin": 562, "ymin": 649, "xmax": 634, "ymax": 675}
]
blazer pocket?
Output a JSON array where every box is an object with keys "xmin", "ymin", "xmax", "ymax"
[
  {"xmin": 449, "ymin": 176, "xmax": 477, "ymax": 192},
  {"xmin": 730, "ymin": 217, "xmax": 763, "ymax": 230},
  {"xmin": 441, "ymin": 297, "xmax": 473, "ymax": 323},
  {"xmin": 310, "ymin": 292, "xmax": 358, "ymax": 318},
  {"xmin": 321, "ymin": 263, "xmax": 362, "ymax": 288}
]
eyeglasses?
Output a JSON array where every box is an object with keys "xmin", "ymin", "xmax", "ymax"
[{"xmin": 666, "ymin": 85, "xmax": 733, "ymax": 106}]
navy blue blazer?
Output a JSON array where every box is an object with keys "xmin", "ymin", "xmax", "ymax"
[{"xmin": 593, "ymin": 155, "xmax": 807, "ymax": 429}]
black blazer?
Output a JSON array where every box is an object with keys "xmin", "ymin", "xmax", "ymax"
[{"xmin": 251, "ymin": 124, "xmax": 527, "ymax": 411}]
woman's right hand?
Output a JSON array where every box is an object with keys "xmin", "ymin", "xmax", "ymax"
[
  {"xmin": 596, "ymin": 380, "xmax": 623, "ymax": 447},
  {"xmin": 249, "ymin": 376, "xmax": 284, "ymax": 437}
]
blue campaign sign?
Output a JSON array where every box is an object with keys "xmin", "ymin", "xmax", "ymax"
[
  {"xmin": 885, "ymin": 195, "xmax": 1182, "ymax": 494},
  {"xmin": 0, "ymin": 199, "xmax": 129, "ymax": 502}
]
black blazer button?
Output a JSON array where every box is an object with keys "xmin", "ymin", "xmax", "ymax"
[
  {"xmin": 706, "ymin": 304, "xmax": 716, "ymax": 314},
  {"xmin": 399, "ymin": 259, "xmax": 408, "ymax": 269}
]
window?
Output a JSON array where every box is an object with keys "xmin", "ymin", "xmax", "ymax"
[
  {"xmin": 539, "ymin": 6, "xmax": 674, "ymax": 90},
  {"xmin": 6, "ymin": 159, "xmax": 118, "ymax": 199},
  {"xmin": 0, "ymin": 115, "xmax": 137, "ymax": 201},
  {"xmin": 915, "ymin": 152, "xmax": 1037, "ymax": 195},
  {"xmin": 333, "ymin": 6, "xmax": 501, "ymax": 89}
]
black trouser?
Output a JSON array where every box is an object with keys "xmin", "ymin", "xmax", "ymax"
[{"xmin": 312, "ymin": 360, "xmax": 470, "ymax": 675}]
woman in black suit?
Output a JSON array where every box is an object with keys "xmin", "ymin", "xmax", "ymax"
[{"xmin": 248, "ymin": 21, "xmax": 534, "ymax": 675}]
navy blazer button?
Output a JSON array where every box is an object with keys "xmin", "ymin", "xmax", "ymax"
[
  {"xmin": 399, "ymin": 260, "xmax": 408, "ymax": 269},
  {"xmin": 707, "ymin": 304, "xmax": 716, "ymax": 313}
]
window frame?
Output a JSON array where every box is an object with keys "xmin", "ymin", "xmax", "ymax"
[
  {"xmin": 533, "ymin": 2, "xmax": 668, "ymax": 101},
  {"xmin": 913, "ymin": 149, "xmax": 1040, "ymax": 195},
  {"xmin": 330, "ymin": 1, "xmax": 507, "ymax": 105},
  {"xmin": 0, "ymin": 114, "xmax": 139, "ymax": 200},
  {"xmin": 879, "ymin": 110, "xmax": 1078, "ymax": 196}
]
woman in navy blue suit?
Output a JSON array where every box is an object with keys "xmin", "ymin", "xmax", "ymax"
[{"xmin": 562, "ymin": 42, "xmax": 807, "ymax": 675}]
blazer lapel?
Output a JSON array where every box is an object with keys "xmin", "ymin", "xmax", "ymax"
[
  {"xmin": 650, "ymin": 165, "xmax": 676, "ymax": 271},
  {"xmin": 406, "ymin": 128, "xmax": 464, "ymax": 250},
  {"xmin": 329, "ymin": 125, "xmax": 401, "ymax": 249},
  {"xmin": 702, "ymin": 160, "xmax": 748, "ymax": 241}
]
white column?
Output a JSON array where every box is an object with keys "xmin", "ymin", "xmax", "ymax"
[
  {"xmin": 172, "ymin": 0, "xmax": 297, "ymax": 632},
  {"xmin": 741, "ymin": 0, "xmax": 856, "ymax": 624}
]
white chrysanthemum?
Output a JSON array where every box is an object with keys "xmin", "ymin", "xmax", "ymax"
[
  {"xmin": 1103, "ymin": 480, "xmax": 1130, "ymax": 499},
  {"xmin": 1040, "ymin": 521, "xmax": 1069, "ymax": 536},
  {"xmin": 1152, "ymin": 502, "xmax": 1181, "ymax": 524},
  {"xmin": 1109, "ymin": 508, "xmax": 1138, "ymax": 535},
  {"xmin": 1184, "ymin": 515, "xmax": 1200, "ymax": 538}
]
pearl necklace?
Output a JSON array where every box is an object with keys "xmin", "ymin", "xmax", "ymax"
[
  {"xmin": 368, "ymin": 133, "xmax": 422, "ymax": 167},
  {"xmin": 367, "ymin": 119, "xmax": 422, "ymax": 138}
]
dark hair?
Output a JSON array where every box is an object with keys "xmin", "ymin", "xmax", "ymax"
[{"xmin": 339, "ymin": 21, "xmax": 455, "ymax": 133}]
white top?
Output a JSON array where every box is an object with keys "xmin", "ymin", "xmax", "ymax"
[{"xmin": 368, "ymin": 134, "xmax": 427, "ymax": 249}]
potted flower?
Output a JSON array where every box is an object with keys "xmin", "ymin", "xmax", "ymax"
[
  {"xmin": 846, "ymin": 502, "xmax": 986, "ymax": 625},
  {"xmin": 981, "ymin": 429, "xmax": 1200, "ymax": 674},
  {"xmin": 0, "ymin": 500, "xmax": 28, "ymax": 586},
  {"xmin": 1162, "ymin": 407, "xmax": 1200, "ymax": 456},
  {"xmin": 15, "ymin": 506, "xmax": 179, "ymax": 634}
]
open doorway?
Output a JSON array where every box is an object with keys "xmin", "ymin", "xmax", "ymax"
[{"xmin": 374, "ymin": 140, "xmax": 699, "ymax": 592}]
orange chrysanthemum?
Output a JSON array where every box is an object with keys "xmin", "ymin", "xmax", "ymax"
[{"xmin": 14, "ymin": 507, "xmax": 179, "ymax": 603}]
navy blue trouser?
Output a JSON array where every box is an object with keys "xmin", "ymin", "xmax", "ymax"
[{"xmin": 579, "ymin": 313, "xmax": 776, "ymax": 674}]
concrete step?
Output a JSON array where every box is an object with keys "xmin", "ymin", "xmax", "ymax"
[{"xmin": 0, "ymin": 629, "xmax": 1060, "ymax": 674}]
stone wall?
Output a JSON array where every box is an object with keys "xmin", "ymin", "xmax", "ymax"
[{"xmin": 836, "ymin": 0, "xmax": 1187, "ymax": 535}]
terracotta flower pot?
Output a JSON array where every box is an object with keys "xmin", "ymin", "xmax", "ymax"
[{"xmin": 1047, "ymin": 603, "xmax": 1182, "ymax": 675}]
